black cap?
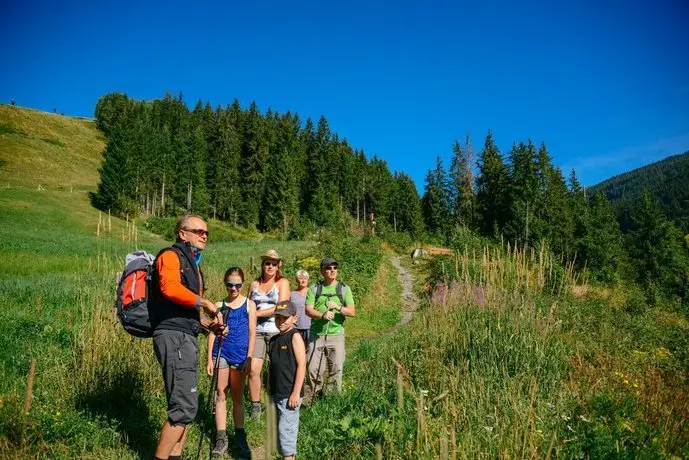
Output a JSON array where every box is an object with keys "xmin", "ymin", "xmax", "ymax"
[
  {"xmin": 274, "ymin": 301, "xmax": 296, "ymax": 317},
  {"xmin": 320, "ymin": 257, "xmax": 338, "ymax": 269}
]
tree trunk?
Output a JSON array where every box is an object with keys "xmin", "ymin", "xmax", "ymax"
[
  {"xmin": 161, "ymin": 176, "xmax": 166, "ymax": 215},
  {"xmin": 187, "ymin": 182, "xmax": 193, "ymax": 211}
]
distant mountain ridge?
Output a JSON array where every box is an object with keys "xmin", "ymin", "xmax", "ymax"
[{"xmin": 591, "ymin": 151, "xmax": 689, "ymax": 233}]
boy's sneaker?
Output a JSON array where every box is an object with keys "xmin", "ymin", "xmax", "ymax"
[
  {"xmin": 235, "ymin": 430, "xmax": 252, "ymax": 459},
  {"xmin": 212, "ymin": 435, "xmax": 229, "ymax": 456},
  {"xmin": 250, "ymin": 402, "xmax": 262, "ymax": 419}
]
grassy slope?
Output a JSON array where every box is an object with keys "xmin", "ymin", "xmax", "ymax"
[
  {"xmin": 0, "ymin": 106, "xmax": 314, "ymax": 458},
  {"xmin": 0, "ymin": 105, "xmax": 402, "ymax": 458},
  {"xmin": 0, "ymin": 104, "xmax": 105, "ymax": 188}
]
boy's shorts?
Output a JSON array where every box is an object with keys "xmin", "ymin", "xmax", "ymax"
[{"xmin": 273, "ymin": 396, "xmax": 302, "ymax": 456}]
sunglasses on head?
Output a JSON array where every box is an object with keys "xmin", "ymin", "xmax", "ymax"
[
  {"xmin": 324, "ymin": 265, "xmax": 338, "ymax": 271},
  {"xmin": 183, "ymin": 228, "xmax": 209, "ymax": 237},
  {"xmin": 225, "ymin": 282, "xmax": 243, "ymax": 289},
  {"xmin": 263, "ymin": 260, "xmax": 279, "ymax": 267}
]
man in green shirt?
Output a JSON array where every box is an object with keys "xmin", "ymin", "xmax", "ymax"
[{"xmin": 305, "ymin": 257, "xmax": 356, "ymax": 396}]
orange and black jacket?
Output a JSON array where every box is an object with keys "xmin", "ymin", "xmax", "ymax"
[{"xmin": 149, "ymin": 241, "xmax": 205, "ymax": 336}]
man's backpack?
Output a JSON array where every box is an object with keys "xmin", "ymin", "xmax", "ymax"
[
  {"xmin": 313, "ymin": 281, "xmax": 348, "ymax": 306},
  {"xmin": 116, "ymin": 251, "xmax": 156, "ymax": 338}
]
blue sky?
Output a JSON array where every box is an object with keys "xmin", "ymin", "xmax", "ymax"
[{"xmin": 1, "ymin": 0, "xmax": 688, "ymax": 190}]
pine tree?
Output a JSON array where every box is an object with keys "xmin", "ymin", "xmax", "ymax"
[
  {"xmin": 506, "ymin": 141, "xmax": 541, "ymax": 247},
  {"xmin": 393, "ymin": 173, "xmax": 425, "ymax": 238},
  {"xmin": 91, "ymin": 118, "xmax": 137, "ymax": 215},
  {"xmin": 238, "ymin": 101, "xmax": 268, "ymax": 227},
  {"xmin": 212, "ymin": 109, "xmax": 241, "ymax": 222},
  {"xmin": 307, "ymin": 116, "xmax": 335, "ymax": 226},
  {"xmin": 626, "ymin": 190, "xmax": 689, "ymax": 301},
  {"xmin": 449, "ymin": 135, "xmax": 476, "ymax": 228},
  {"xmin": 535, "ymin": 143, "xmax": 573, "ymax": 255},
  {"xmin": 94, "ymin": 92, "xmax": 132, "ymax": 137},
  {"xmin": 262, "ymin": 112, "xmax": 301, "ymax": 232},
  {"xmin": 581, "ymin": 192, "xmax": 625, "ymax": 283},
  {"xmin": 476, "ymin": 132, "xmax": 510, "ymax": 237},
  {"xmin": 422, "ymin": 156, "xmax": 452, "ymax": 239},
  {"xmin": 569, "ymin": 169, "xmax": 590, "ymax": 268}
]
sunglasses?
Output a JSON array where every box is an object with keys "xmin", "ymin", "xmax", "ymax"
[
  {"xmin": 263, "ymin": 260, "xmax": 279, "ymax": 267},
  {"xmin": 225, "ymin": 282, "xmax": 243, "ymax": 289},
  {"xmin": 183, "ymin": 228, "xmax": 209, "ymax": 237},
  {"xmin": 324, "ymin": 265, "xmax": 338, "ymax": 271}
]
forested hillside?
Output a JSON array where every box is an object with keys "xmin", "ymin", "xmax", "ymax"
[
  {"xmin": 591, "ymin": 151, "xmax": 689, "ymax": 233},
  {"xmin": 91, "ymin": 92, "xmax": 424, "ymax": 239},
  {"xmin": 92, "ymin": 92, "xmax": 689, "ymax": 307}
]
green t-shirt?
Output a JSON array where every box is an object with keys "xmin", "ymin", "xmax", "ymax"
[{"xmin": 306, "ymin": 282, "xmax": 355, "ymax": 336}]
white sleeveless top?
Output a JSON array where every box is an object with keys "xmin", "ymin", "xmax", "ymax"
[{"xmin": 250, "ymin": 284, "xmax": 279, "ymax": 334}]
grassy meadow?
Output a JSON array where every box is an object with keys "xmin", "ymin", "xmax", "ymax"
[{"xmin": 1, "ymin": 104, "xmax": 687, "ymax": 458}]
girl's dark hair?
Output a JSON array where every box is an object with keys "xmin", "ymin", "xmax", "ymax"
[{"xmin": 224, "ymin": 266, "xmax": 245, "ymax": 282}]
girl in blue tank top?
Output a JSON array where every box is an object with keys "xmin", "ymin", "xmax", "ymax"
[{"xmin": 206, "ymin": 267, "xmax": 256, "ymax": 457}]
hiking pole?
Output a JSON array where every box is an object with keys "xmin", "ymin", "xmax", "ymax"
[
  {"xmin": 196, "ymin": 333, "xmax": 224, "ymax": 460},
  {"xmin": 314, "ymin": 317, "xmax": 332, "ymax": 397}
]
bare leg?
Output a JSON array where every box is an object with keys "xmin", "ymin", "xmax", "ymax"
[
  {"xmin": 230, "ymin": 369, "xmax": 246, "ymax": 428},
  {"xmin": 249, "ymin": 357, "xmax": 264, "ymax": 403},
  {"xmin": 154, "ymin": 422, "xmax": 186, "ymax": 458},
  {"xmin": 170, "ymin": 427, "xmax": 187, "ymax": 457},
  {"xmin": 215, "ymin": 367, "xmax": 230, "ymax": 430}
]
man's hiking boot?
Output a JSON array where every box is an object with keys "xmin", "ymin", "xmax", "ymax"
[
  {"xmin": 234, "ymin": 430, "xmax": 251, "ymax": 459},
  {"xmin": 212, "ymin": 435, "xmax": 228, "ymax": 456},
  {"xmin": 250, "ymin": 402, "xmax": 262, "ymax": 419}
]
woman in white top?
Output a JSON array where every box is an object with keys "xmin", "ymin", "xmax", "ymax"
[{"xmin": 248, "ymin": 249, "xmax": 290, "ymax": 418}]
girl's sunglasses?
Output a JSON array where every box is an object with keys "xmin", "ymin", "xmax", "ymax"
[
  {"xmin": 263, "ymin": 260, "xmax": 279, "ymax": 267},
  {"xmin": 225, "ymin": 282, "xmax": 243, "ymax": 289}
]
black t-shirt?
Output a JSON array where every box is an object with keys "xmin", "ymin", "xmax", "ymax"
[{"xmin": 268, "ymin": 329, "xmax": 303, "ymax": 399}]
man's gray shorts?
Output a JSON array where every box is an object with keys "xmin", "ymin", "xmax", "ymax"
[
  {"xmin": 153, "ymin": 329, "xmax": 199, "ymax": 426},
  {"xmin": 273, "ymin": 396, "xmax": 302, "ymax": 456}
]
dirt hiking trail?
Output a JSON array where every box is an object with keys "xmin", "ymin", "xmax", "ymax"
[{"xmin": 391, "ymin": 256, "xmax": 419, "ymax": 328}]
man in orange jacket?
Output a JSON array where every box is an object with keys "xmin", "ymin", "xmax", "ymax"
[{"xmin": 150, "ymin": 214, "xmax": 223, "ymax": 460}]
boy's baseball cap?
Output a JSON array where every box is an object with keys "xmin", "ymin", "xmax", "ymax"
[
  {"xmin": 274, "ymin": 301, "xmax": 296, "ymax": 317},
  {"xmin": 320, "ymin": 257, "xmax": 338, "ymax": 269}
]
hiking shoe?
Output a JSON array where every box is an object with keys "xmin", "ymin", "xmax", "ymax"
[
  {"xmin": 235, "ymin": 430, "xmax": 251, "ymax": 459},
  {"xmin": 250, "ymin": 402, "xmax": 262, "ymax": 419},
  {"xmin": 212, "ymin": 436, "xmax": 229, "ymax": 456}
]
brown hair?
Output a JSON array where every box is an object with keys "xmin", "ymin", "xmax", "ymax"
[{"xmin": 224, "ymin": 266, "xmax": 245, "ymax": 283}]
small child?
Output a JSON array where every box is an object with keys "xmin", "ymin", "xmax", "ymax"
[{"xmin": 268, "ymin": 301, "xmax": 307, "ymax": 460}]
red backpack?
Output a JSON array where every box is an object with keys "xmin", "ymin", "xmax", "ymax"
[{"xmin": 115, "ymin": 251, "xmax": 156, "ymax": 338}]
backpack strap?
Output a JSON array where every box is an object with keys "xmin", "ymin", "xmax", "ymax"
[
  {"xmin": 336, "ymin": 281, "xmax": 348, "ymax": 306},
  {"xmin": 313, "ymin": 281, "xmax": 348, "ymax": 306},
  {"xmin": 315, "ymin": 282, "xmax": 323, "ymax": 301}
]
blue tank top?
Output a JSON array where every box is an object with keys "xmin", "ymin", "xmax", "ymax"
[{"xmin": 212, "ymin": 298, "xmax": 249, "ymax": 366}]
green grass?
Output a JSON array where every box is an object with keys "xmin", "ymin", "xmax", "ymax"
[
  {"xmin": 0, "ymin": 104, "xmax": 105, "ymax": 189},
  {"xmin": 0, "ymin": 107, "xmax": 327, "ymax": 458},
  {"xmin": 3, "ymin": 104, "xmax": 686, "ymax": 459},
  {"xmin": 294, "ymin": 246, "xmax": 689, "ymax": 458}
]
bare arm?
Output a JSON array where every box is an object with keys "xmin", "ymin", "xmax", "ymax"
[
  {"xmin": 305, "ymin": 303, "xmax": 324, "ymax": 320},
  {"xmin": 206, "ymin": 330, "xmax": 216, "ymax": 375},
  {"xmin": 277, "ymin": 277, "xmax": 291, "ymax": 303},
  {"xmin": 247, "ymin": 299, "xmax": 257, "ymax": 358},
  {"xmin": 340, "ymin": 304, "xmax": 356, "ymax": 317},
  {"xmin": 288, "ymin": 331, "xmax": 306, "ymax": 407}
]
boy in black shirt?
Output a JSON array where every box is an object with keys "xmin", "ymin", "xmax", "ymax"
[{"xmin": 269, "ymin": 302, "xmax": 306, "ymax": 460}]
